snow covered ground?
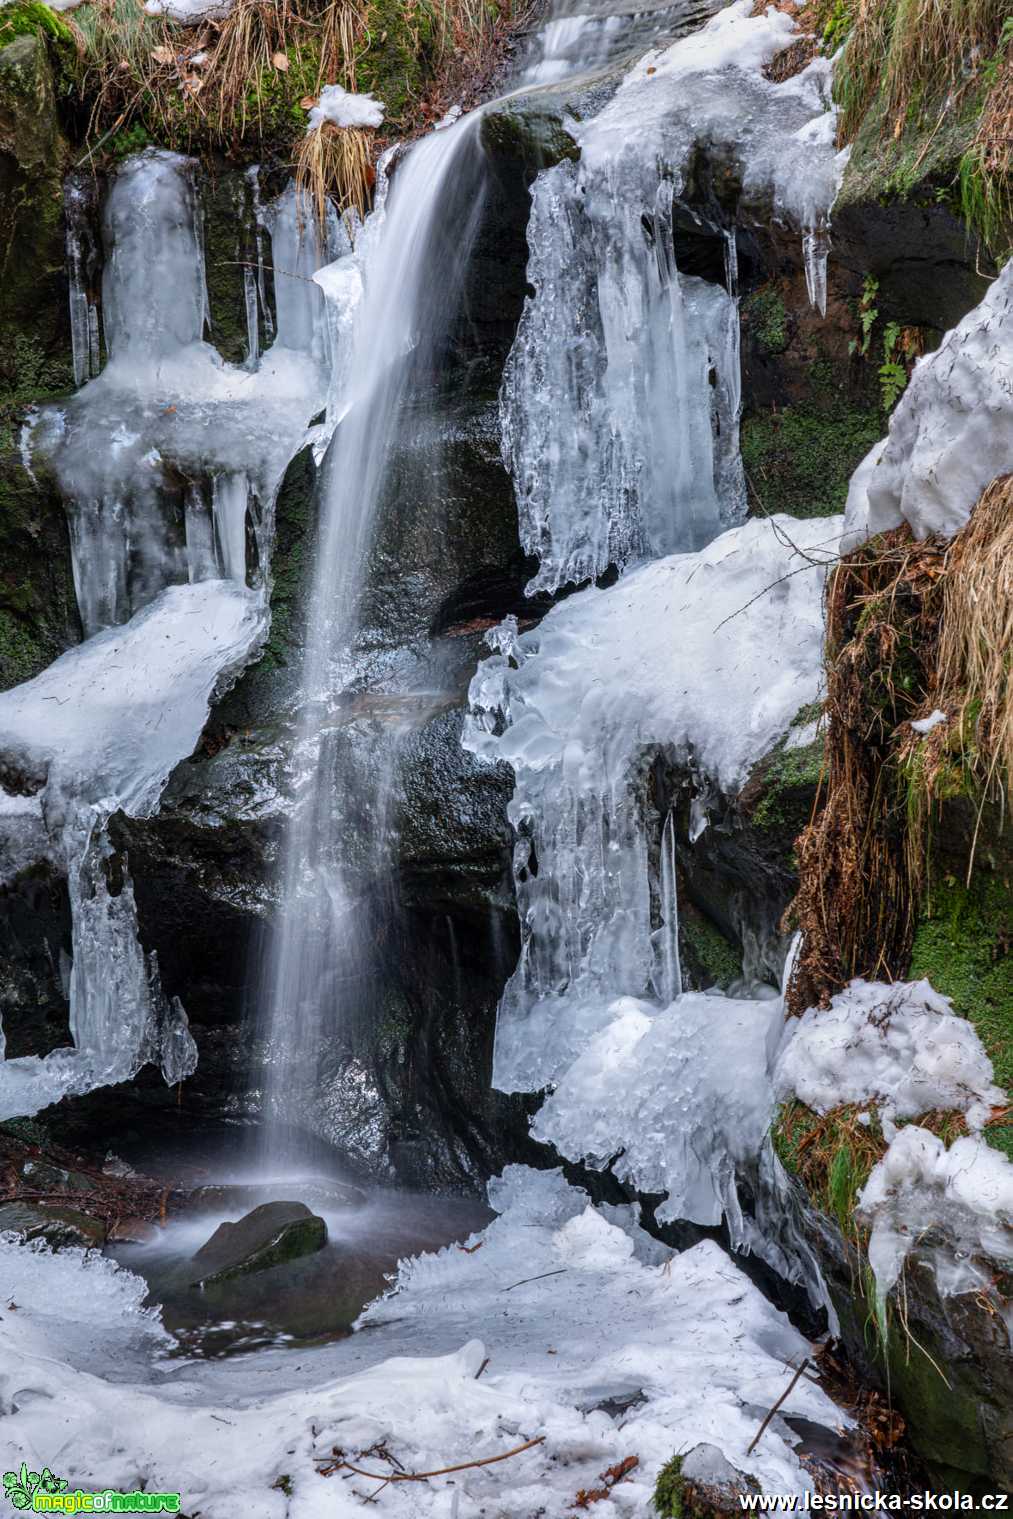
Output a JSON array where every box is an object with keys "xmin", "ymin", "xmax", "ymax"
[{"xmin": 0, "ymin": 1167, "xmax": 848, "ymax": 1516}]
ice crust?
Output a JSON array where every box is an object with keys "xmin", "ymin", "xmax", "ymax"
[
  {"xmin": 0, "ymin": 1166, "xmax": 848, "ymax": 1514},
  {"xmin": 843, "ymin": 260, "xmax": 1013, "ymax": 546},
  {"xmin": 775, "ymin": 978, "xmax": 1006, "ymax": 1137},
  {"xmin": 465, "ymin": 513, "xmax": 841, "ymax": 1103},
  {"xmin": 532, "ymin": 993, "xmax": 785, "ymax": 1240}
]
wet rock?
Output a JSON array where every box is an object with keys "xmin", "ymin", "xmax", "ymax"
[{"xmin": 191, "ymin": 1200, "xmax": 327, "ymax": 1284}]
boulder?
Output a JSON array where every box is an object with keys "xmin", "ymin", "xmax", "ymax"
[{"xmin": 191, "ymin": 1200, "xmax": 327, "ymax": 1284}]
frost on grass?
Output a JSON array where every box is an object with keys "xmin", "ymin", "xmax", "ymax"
[
  {"xmin": 1, "ymin": 1167, "xmax": 849, "ymax": 1515},
  {"xmin": 843, "ymin": 259, "xmax": 1013, "ymax": 547},
  {"xmin": 775, "ymin": 978, "xmax": 1005, "ymax": 1137}
]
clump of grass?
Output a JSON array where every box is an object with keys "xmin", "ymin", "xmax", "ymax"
[
  {"xmin": 295, "ymin": 119, "xmax": 373, "ymax": 219},
  {"xmin": 837, "ymin": 0, "xmax": 1011, "ymax": 143},
  {"xmin": 785, "ymin": 529, "xmax": 945, "ymax": 1012}
]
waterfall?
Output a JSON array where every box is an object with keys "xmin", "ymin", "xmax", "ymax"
[
  {"xmin": 256, "ymin": 119, "xmax": 493, "ymax": 1161},
  {"xmin": 0, "ymin": 152, "xmax": 333, "ymax": 1121}
]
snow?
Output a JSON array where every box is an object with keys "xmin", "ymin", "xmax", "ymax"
[
  {"xmin": 857, "ymin": 1129, "xmax": 1013, "ymax": 1309},
  {"xmin": 0, "ymin": 1166, "xmax": 850, "ymax": 1514},
  {"xmin": 143, "ymin": 0, "xmax": 233, "ymax": 20},
  {"xmin": 842, "ymin": 260, "xmax": 1013, "ymax": 547},
  {"xmin": 307, "ymin": 84, "xmax": 385, "ymax": 131},
  {"xmin": 910, "ymin": 708, "xmax": 947, "ymax": 735},
  {"xmin": 775, "ymin": 978, "xmax": 1005, "ymax": 1137},
  {"xmin": 465, "ymin": 513, "xmax": 841, "ymax": 1099},
  {"xmin": 0, "ymin": 582, "xmax": 263, "ymax": 1120}
]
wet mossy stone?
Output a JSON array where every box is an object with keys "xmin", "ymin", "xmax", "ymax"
[
  {"xmin": 479, "ymin": 98, "xmax": 580, "ymax": 173},
  {"xmin": 0, "ymin": 1200, "xmax": 105, "ymax": 1249},
  {"xmin": 192, "ymin": 1200, "xmax": 328, "ymax": 1284}
]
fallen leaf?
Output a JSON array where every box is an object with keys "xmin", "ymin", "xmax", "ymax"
[
  {"xmin": 151, "ymin": 44, "xmax": 174, "ymax": 64},
  {"xmin": 300, "ymin": 94, "xmax": 316, "ymax": 109},
  {"xmin": 272, "ymin": 51, "xmax": 289, "ymax": 71},
  {"xmin": 646, "ymin": 64, "xmax": 656, "ymax": 74}
]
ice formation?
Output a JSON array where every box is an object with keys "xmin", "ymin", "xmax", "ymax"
[
  {"xmin": 30, "ymin": 152, "xmax": 335, "ymax": 635},
  {"xmin": 307, "ymin": 84, "xmax": 385, "ymax": 131},
  {"xmin": 0, "ymin": 151, "xmax": 333, "ymax": 1119},
  {"xmin": 532, "ymin": 992, "xmax": 784, "ymax": 1241},
  {"xmin": 0, "ymin": 583, "xmax": 263, "ymax": 1119},
  {"xmin": 775, "ymin": 978, "xmax": 1006, "ymax": 1137},
  {"xmin": 857, "ymin": 1129, "xmax": 1013, "ymax": 1311},
  {"xmin": 843, "ymin": 259, "xmax": 1013, "ymax": 547},
  {"xmin": 465, "ymin": 513, "xmax": 841, "ymax": 1098},
  {"xmin": 502, "ymin": 0, "xmax": 848, "ymax": 594},
  {"xmin": 1, "ymin": 1166, "xmax": 849, "ymax": 1514}
]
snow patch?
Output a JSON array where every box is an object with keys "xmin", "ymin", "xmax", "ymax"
[
  {"xmin": 775, "ymin": 978, "xmax": 1005, "ymax": 1136},
  {"xmin": 843, "ymin": 260, "xmax": 1013, "ymax": 546},
  {"xmin": 307, "ymin": 84, "xmax": 385, "ymax": 131}
]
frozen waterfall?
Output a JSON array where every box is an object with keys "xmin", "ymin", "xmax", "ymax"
[{"xmin": 0, "ymin": 151, "xmax": 333, "ymax": 1120}]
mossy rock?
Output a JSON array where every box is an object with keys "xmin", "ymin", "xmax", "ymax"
[
  {"xmin": 741, "ymin": 401, "xmax": 884, "ymax": 520},
  {"xmin": 191, "ymin": 1199, "xmax": 328, "ymax": 1284},
  {"xmin": 479, "ymin": 99, "xmax": 580, "ymax": 172},
  {"xmin": 909, "ymin": 869, "xmax": 1012, "ymax": 1162},
  {"xmin": 678, "ymin": 899, "xmax": 742, "ymax": 991}
]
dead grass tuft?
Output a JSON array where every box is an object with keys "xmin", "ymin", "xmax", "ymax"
[
  {"xmin": 787, "ymin": 476, "xmax": 1012, "ymax": 1015},
  {"xmin": 295, "ymin": 119, "xmax": 373, "ymax": 220}
]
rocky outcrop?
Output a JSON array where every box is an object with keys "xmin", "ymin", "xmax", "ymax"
[{"xmin": 0, "ymin": 27, "xmax": 79, "ymax": 691}]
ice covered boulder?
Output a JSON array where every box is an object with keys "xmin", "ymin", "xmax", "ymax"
[{"xmin": 843, "ymin": 261, "xmax": 1013, "ymax": 548}]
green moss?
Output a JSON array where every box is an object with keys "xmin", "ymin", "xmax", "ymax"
[
  {"xmin": 750, "ymin": 734, "xmax": 824, "ymax": 835},
  {"xmin": 652, "ymin": 1455, "xmax": 685, "ymax": 1519},
  {"xmin": 909, "ymin": 874, "xmax": 1013, "ymax": 1160},
  {"xmin": 741, "ymin": 402, "xmax": 883, "ymax": 519},
  {"xmin": 679, "ymin": 906, "xmax": 741, "ymax": 990},
  {"xmin": 743, "ymin": 287, "xmax": 788, "ymax": 355},
  {"xmin": 354, "ymin": 0, "xmax": 438, "ymax": 124},
  {"xmin": 0, "ymin": 2, "xmax": 74, "ymax": 48}
]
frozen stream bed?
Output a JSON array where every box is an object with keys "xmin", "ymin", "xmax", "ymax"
[{"xmin": 1, "ymin": 1165, "xmax": 852, "ymax": 1516}]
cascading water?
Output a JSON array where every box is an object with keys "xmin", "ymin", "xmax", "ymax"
[
  {"xmin": 256, "ymin": 121, "xmax": 494, "ymax": 1162},
  {"xmin": 0, "ymin": 151, "xmax": 334, "ymax": 1120}
]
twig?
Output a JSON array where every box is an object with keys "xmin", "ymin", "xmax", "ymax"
[
  {"xmin": 475, "ymin": 1357, "xmax": 490, "ymax": 1379},
  {"xmin": 323, "ymin": 1436, "xmax": 546, "ymax": 1485},
  {"xmin": 503, "ymin": 1268, "xmax": 567, "ymax": 1292},
  {"xmin": 747, "ymin": 1358, "xmax": 811, "ymax": 1455}
]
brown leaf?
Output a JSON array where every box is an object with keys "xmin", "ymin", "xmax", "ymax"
[
  {"xmin": 272, "ymin": 51, "xmax": 289, "ymax": 71},
  {"xmin": 151, "ymin": 44, "xmax": 175, "ymax": 64},
  {"xmin": 300, "ymin": 94, "xmax": 316, "ymax": 110}
]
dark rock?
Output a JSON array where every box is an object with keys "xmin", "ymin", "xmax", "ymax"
[
  {"xmin": 0, "ymin": 29, "xmax": 80, "ymax": 692},
  {"xmin": 191, "ymin": 1200, "xmax": 327, "ymax": 1284}
]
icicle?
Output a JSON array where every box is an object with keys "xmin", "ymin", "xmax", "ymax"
[
  {"xmin": 184, "ymin": 481, "xmax": 216, "ymax": 582},
  {"xmin": 652, "ymin": 809, "xmax": 682, "ymax": 1003},
  {"xmin": 211, "ymin": 471, "xmax": 249, "ymax": 583},
  {"xmin": 64, "ymin": 176, "xmax": 101, "ymax": 388},
  {"xmin": 802, "ymin": 223, "xmax": 829, "ymax": 318}
]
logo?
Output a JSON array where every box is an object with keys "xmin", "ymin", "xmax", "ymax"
[{"xmin": 3, "ymin": 1469, "xmax": 181, "ymax": 1515}]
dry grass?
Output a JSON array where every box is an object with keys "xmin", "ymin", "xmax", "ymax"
[
  {"xmin": 786, "ymin": 475, "xmax": 1012, "ymax": 1014},
  {"xmin": 296, "ymin": 119, "xmax": 373, "ymax": 219},
  {"xmin": 837, "ymin": 0, "xmax": 1012, "ymax": 141},
  {"xmin": 785, "ymin": 530, "xmax": 945, "ymax": 1014},
  {"xmin": 938, "ymin": 475, "xmax": 1013, "ymax": 798}
]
